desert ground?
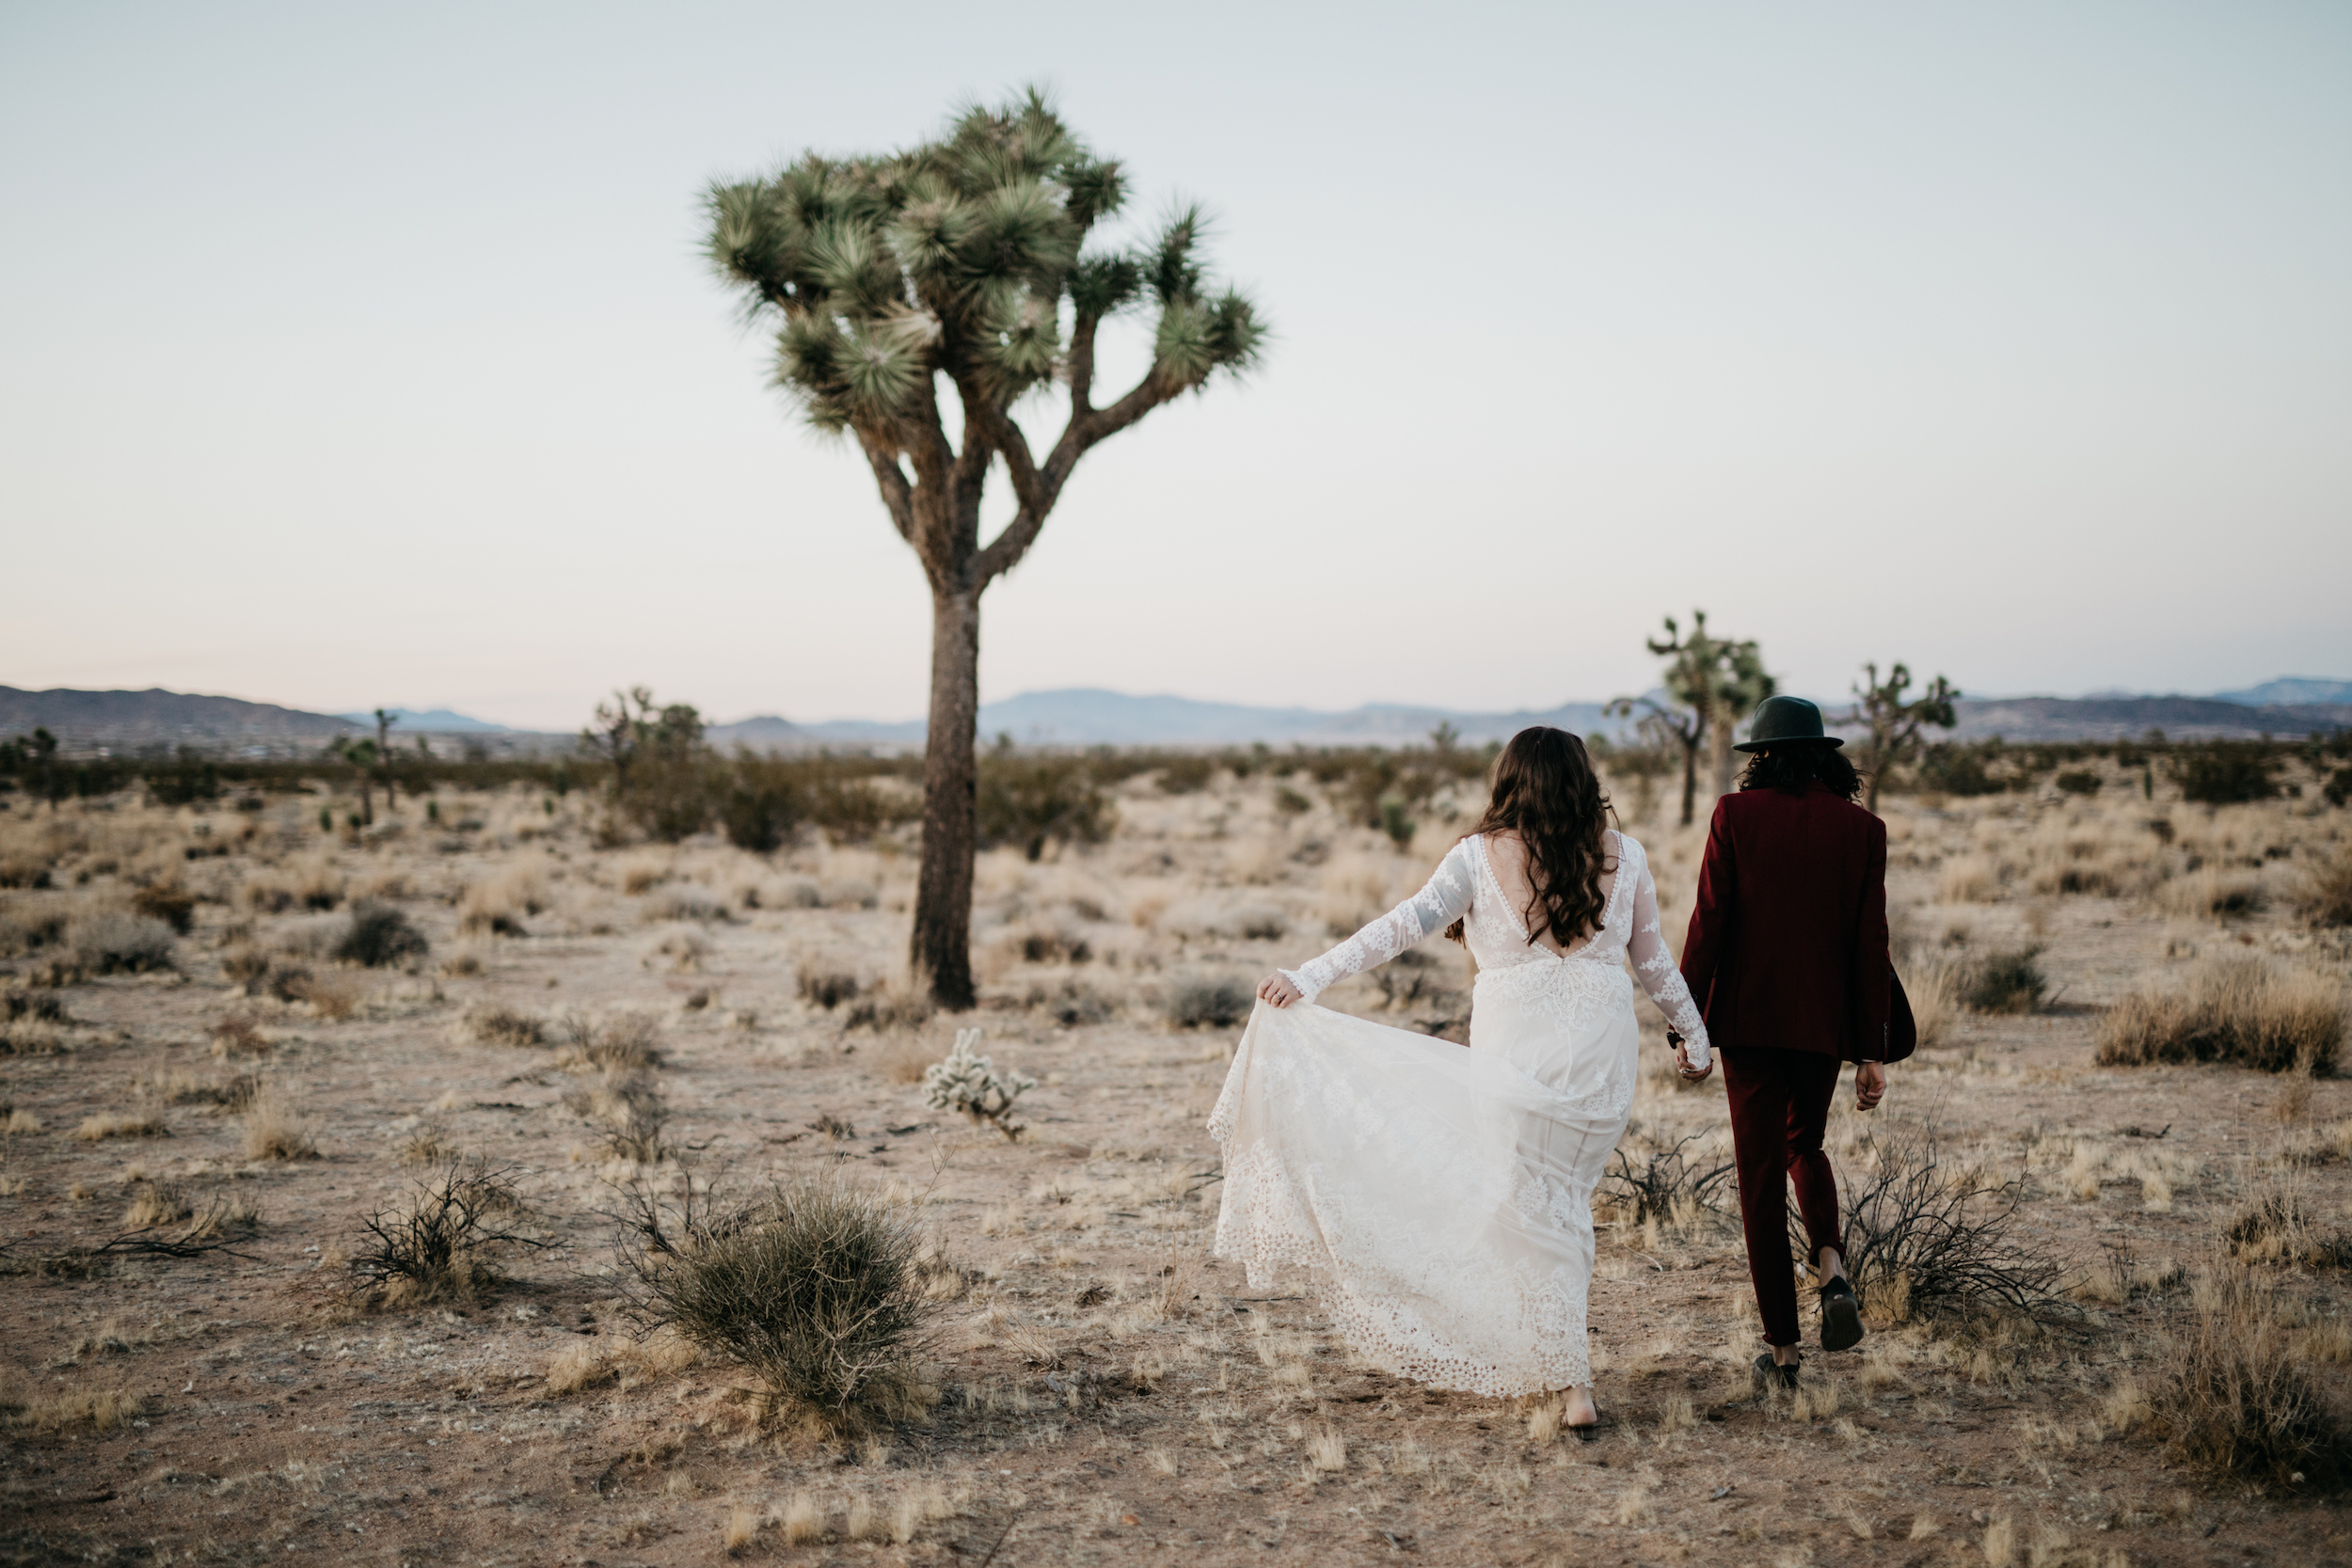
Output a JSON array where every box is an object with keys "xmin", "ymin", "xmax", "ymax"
[{"xmin": 3, "ymin": 752, "xmax": 2349, "ymax": 1567}]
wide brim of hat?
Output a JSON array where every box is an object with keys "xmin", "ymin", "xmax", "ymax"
[{"xmin": 1733, "ymin": 736, "xmax": 1844, "ymax": 753}]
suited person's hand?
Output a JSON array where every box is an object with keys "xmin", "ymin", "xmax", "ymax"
[
  {"xmin": 1257, "ymin": 974, "xmax": 1303, "ymax": 1009},
  {"xmin": 1855, "ymin": 1061, "xmax": 1886, "ymax": 1111}
]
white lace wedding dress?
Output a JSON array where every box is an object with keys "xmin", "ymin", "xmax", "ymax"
[{"xmin": 1207, "ymin": 831, "xmax": 1710, "ymax": 1396}]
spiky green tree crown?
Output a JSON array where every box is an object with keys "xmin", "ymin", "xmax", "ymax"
[{"xmin": 706, "ymin": 91, "xmax": 1262, "ymax": 435}]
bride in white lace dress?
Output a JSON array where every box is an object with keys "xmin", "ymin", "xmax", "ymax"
[{"xmin": 1207, "ymin": 727, "xmax": 1712, "ymax": 1431}]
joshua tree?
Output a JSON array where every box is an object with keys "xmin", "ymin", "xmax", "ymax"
[
  {"xmin": 1611, "ymin": 611, "xmax": 1774, "ymax": 821},
  {"xmin": 26, "ymin": 727, "xmax": 60, "ymax": 814},
  {"xmin": 330, "ymin": 736, "xmax": 379, "ymax": 826},
  {"xmin": 705, "ymin": 90, "xmax": 1264, "ymax": 1006},
  {"xmin": 582, "ymin": 687, "xmax": 655, "ymax": 799},
  {"xmin": 372, "ymin": 708, "xmax": 399, "ymax": 805},
  {"xmin": 1845, "ymin": 661, "xmax": 1960, "ymax": 811},
  {"xmin": 1608, "ymin": 698, "xmax": 1706, "ymax": 827}
]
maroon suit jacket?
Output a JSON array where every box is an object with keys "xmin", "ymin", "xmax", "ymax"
[{"xmin": 1678, "ymin": 784, "xmax": 1891, "ymax": 1061}]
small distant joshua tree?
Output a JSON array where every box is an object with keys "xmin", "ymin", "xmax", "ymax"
[
  {"xmin": 329, "ymin": 736, "xmax": 379, "ymax": 826},
  {"xmin": 922, "ymin": 1027, "xmax": 1035, "ymax": 1141},
  {"xmin": 372, "ymin": 708, "xmax": 399, "ymax": 804},
  {"xmin": 1845, "ymin": 661, "xmax": 1960, "ymax": 812},
  {"xmin": 705, "ymin": 88, "xmax": 1265, "ymax": 1007}
]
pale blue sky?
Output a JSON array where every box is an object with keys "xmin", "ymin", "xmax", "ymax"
[{"xmin": 3, "ymin": 1, "xmax": 2346, "ymax": 730}]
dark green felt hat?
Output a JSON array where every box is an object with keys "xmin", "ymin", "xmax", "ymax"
[{"xmin": 1734, "ymin": 694, "xmax": 1843, "ymax": 753}]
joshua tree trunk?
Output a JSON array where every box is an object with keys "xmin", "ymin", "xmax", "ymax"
[
  {"xmin": 1677, "ymin": 737, "xmax": 1699, "ymax": 828},
  {"xmin": 1708, "ymin": 717, "xmax": 1736, "ymax": 801},
  {"xmin": 913, "ymin": 586, "xmax": 982, "ymax": 1006}
]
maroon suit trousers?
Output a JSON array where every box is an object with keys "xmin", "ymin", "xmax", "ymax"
[{"xmin": 1723, "ymin": 1047, "xmax": 1844, "ymax": 1347}]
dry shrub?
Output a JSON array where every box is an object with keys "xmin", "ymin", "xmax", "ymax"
[
  {"xmin": 1602, "ymin": 1132, "xmax": 1734, "ymax": 1227},
  {"xmin": 2159, "ymin": 866, "xmax": 2268, "ymax": 920},
  {"xmin": 1167, "ymin": 975, "xmax": 1253, "ymax": 1030},
  {"xmin": 280, "ymin": 969, "xmax": 360, "ymax": 1020},
  {"xmin": 554, "ymin": 1008, "xmax": 663, "ymax": 1071},
  {"xmin": 1961, "ymin": 947, "xmax": 2045, "ymax": 1014},
  {"xmin": 242, "ymin": 1081, "xmax": 318, "ymax": 1161},
  {"xmin": 2097, "ymin": 955, "xmax": 2343, "ymax": 1074},
  {"xmin": 545, "ymin": 1337, "xmax": 616, "ymax": 1395},
  {"xmin": 0, "ymin": 896, "xmax": 70, "ymax": 958},
  {"xmin": 242, "ymin": 856, "xmax": 343, "ymax": 913},
  {"xmin": 869, "ymin": 1035, "xmax": 936, "ymax": 1085},
  {"xmin": 130, "ymin": 882, "xmax": 198, "ymax": 934},
  {"xmin": 463, "ymin": 1004, "xmax": 546, "ymax": 1049},
  {"xmin": 459, "ymin": 863, "xmax": 547, "ymax": 935},
  {"xmin": 618, "ymin": 856, "xmax": 670, "ymax": 895},
  {"xmin": 1937, "ymin": 855, "xmax": 2004, "ymax": 903},
  {"xmin": 334, "ymin": 902, "xmax": 429, "ymax": 968},
  {"xmin": 2301, "ymin": 847, "xmax": 2352, "ymax": 929},
  {"xmin": 2226, "ymin": 1177, "xmax": 2352, "ymax": 1269},
  {"xmin": 2143, "ymin": 1267, "xmax": 2352, "ymax": 1492},
  {"xmin": 642, "ymin": 886, "xmax": 729, "ymax": 925},
  {"xmin": 207, "ymin": 1014, "xmax": 271, "ymax": 1057},
  {"xmin": 144, "ymin": 1069, "xmax": 260, "ymax": 1109},
  {"xmin": 615, "ymin": 1172, "xmax": 939, "ymax": 1433},
  {"xmin": 1837, "ymin": 1117, "xmax": 2068, "ymax": 1328},
  {"xmin": 842, "ymin": 978, "xmax": 934, "ymax": 1034},
  {"xmin": 63, "ymin": 911, "xmax": 177, "ymax": 977},
  {"xmin": 564, "ymin": 1070, "xmax": 671, "ymax": 1164},
  {"xmin": 347, "ymin": 1160, "xmax": 544, "ymax": 1309},
  {"xmin": 798, "ymin": 969, "xmax": 861, "ymax": 1010}
]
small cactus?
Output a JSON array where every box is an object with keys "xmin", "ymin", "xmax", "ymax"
[{"xmin": 921, "ymin": 1028, "xmax": 1035, "ymax": 1141}]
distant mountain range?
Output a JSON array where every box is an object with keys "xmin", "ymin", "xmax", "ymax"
[
  {"xmin": 707, "ymin": 691, "xmax": 1623, "ymax": 751},
  {"xmin": 7, "ymin": 678, "xmax": 2348, "ymax": 755},
  {"xmin": 337, "ymin": 707, "xmax": 509, "ymax": 733}
]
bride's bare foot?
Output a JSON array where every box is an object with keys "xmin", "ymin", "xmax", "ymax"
[{"xmin": 1563, "ymin": 1386, "xmax": 1598, "ymax": 1435}]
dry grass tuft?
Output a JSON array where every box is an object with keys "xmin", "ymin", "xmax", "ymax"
[
  {"xmin": 242, "ymin": 1081, "xmax": 318, "ymax": 1161},
  {"xmin": 553, "ymin": 1007, "xmax": 663, "ymax": 1071},
  {"xmin": 2097, "ymin": 954, "xmax": 2344, "ymax": 1073},
  {"xmin": 9, "ymin": 1381, "xmax": 140, "ymax": 1433},
  {"xmin": 2143, "ymin": 1267, "xmax": 2352, "ymax": 1491},
  {"xmin": 74, "ymin": 1113, "xmax": 168, "ymax": 1143},
  {"xmin": 2300, "ymin": 845, "xmax": 2352, "ymax": 928},
  {"xmin": 458, "ymin": 863, "xmax": 547, "ymax": 935},
  {"xmin": 463, "ymin": 1004, "xmax": 546, "ymax": 1049},
  {"xmin": 778, "ymin": 1492, "xmax": 824, "ymax": 1544}
]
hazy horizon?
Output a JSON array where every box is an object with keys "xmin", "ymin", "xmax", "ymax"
[{"xmin": 5, "ymin": 2, "xmax": 2347, "ymax": 733}]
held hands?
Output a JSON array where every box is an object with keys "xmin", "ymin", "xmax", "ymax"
[
  {"xmin": 1670, "ymin": 1032, "xmax": 1713, "ymax": 1082},
  {"xmin": 1257, "ymin": 973, "xmax": 1304, "ymax": 1010},
  {"xmin": 1855, "ymin": 1061, "xmax": 1887, "ymax": 1111}
]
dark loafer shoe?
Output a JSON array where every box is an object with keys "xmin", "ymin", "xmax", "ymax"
[
  {"xmin": 1752, "ymin": 1352, "xmax": 1799, "ymax": 1391},
  {"xmin": 1820, "ymin": 1277, "xmax": 1864, "ymax": 1354}
]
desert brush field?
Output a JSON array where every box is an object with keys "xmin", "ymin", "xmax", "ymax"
[{"xmin": 3, "ymin": 748, "xmax": 2350, "ymax": 1567}]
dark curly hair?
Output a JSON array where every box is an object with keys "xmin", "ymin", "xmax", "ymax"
[
  {"xmin": 1738, "ymin": 742, "xmax": 1865, "ymax": 802},
  {"xmin": 1446, "ymin": 727, "xmax": 1616, "ymax": 948}
]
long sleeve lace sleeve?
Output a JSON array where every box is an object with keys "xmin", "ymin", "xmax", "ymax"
[
  {"xmin": 1281, "ymin": 839, "xmax": 1480, "ymax": 1006},
  {"xmin": 1628, "ymin": 849, "xmax": 1710, "ymax": 1066}
]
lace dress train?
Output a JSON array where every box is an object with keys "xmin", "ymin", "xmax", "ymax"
[{"xmin": 1206, "ymin": 832, "xmax": 1708, "ymax": 1397}]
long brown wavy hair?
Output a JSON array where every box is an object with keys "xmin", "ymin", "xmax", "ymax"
[{"xmin": 1446, "ymin": 727, "xmax": 1616, "ymax": 947}]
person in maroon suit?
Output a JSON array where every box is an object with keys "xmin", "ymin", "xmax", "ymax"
[{"xmin": 1674, "ymin": 695, "xmax": 1889, "ymax": 1389}]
